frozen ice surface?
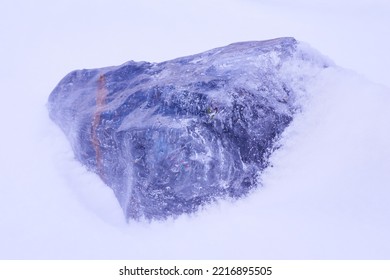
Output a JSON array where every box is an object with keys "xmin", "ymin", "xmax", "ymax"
[{"xmin": 48, "ymin": 37, "xmax": 330, "ymax": 220}]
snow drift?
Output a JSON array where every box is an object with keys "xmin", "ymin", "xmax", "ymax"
[{"xmin": 1, "ymin": 37, "xmax": 389, "ymax": 259}]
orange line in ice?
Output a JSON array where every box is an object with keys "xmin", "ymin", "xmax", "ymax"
[{"xmin": 92, "ymin": 74, "xmax": 108, "ymax": 180}]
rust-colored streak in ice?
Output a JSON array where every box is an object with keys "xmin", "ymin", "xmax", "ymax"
[{"xmin": 92, "ymin": 74, "xmax": 108, "ymax": 180}]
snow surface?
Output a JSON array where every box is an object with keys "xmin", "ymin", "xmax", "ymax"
[{"xmin": 0, "ymin": 0, "xmax": 389, "ymax": 259}]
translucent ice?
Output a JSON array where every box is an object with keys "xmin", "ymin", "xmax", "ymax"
[{"xmin": 48, "ymin": 37, "xmax": 330, "ymax": 220}]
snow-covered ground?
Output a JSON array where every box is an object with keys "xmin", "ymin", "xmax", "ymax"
[{"xmin": 0, "ymin": 0, "xmax": 389, "ymax": 259}]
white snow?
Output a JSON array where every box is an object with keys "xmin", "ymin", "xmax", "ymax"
[{"xmin": 0, "ymin": 0, "xmax": 389, "ymax": 259}]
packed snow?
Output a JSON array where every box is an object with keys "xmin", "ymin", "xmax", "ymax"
[{"xmin": 0, "ymin": 0, "xmax": 389, "ymax": 259}]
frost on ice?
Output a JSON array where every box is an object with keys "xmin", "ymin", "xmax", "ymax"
[{"xmin": 48, "ymin": 37, "xmax": 330, "ymax": 220}]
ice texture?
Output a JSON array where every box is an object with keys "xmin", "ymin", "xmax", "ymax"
[{"xmin": 48, "ymin": 37, "xmax": 329, "ymax": 220}]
